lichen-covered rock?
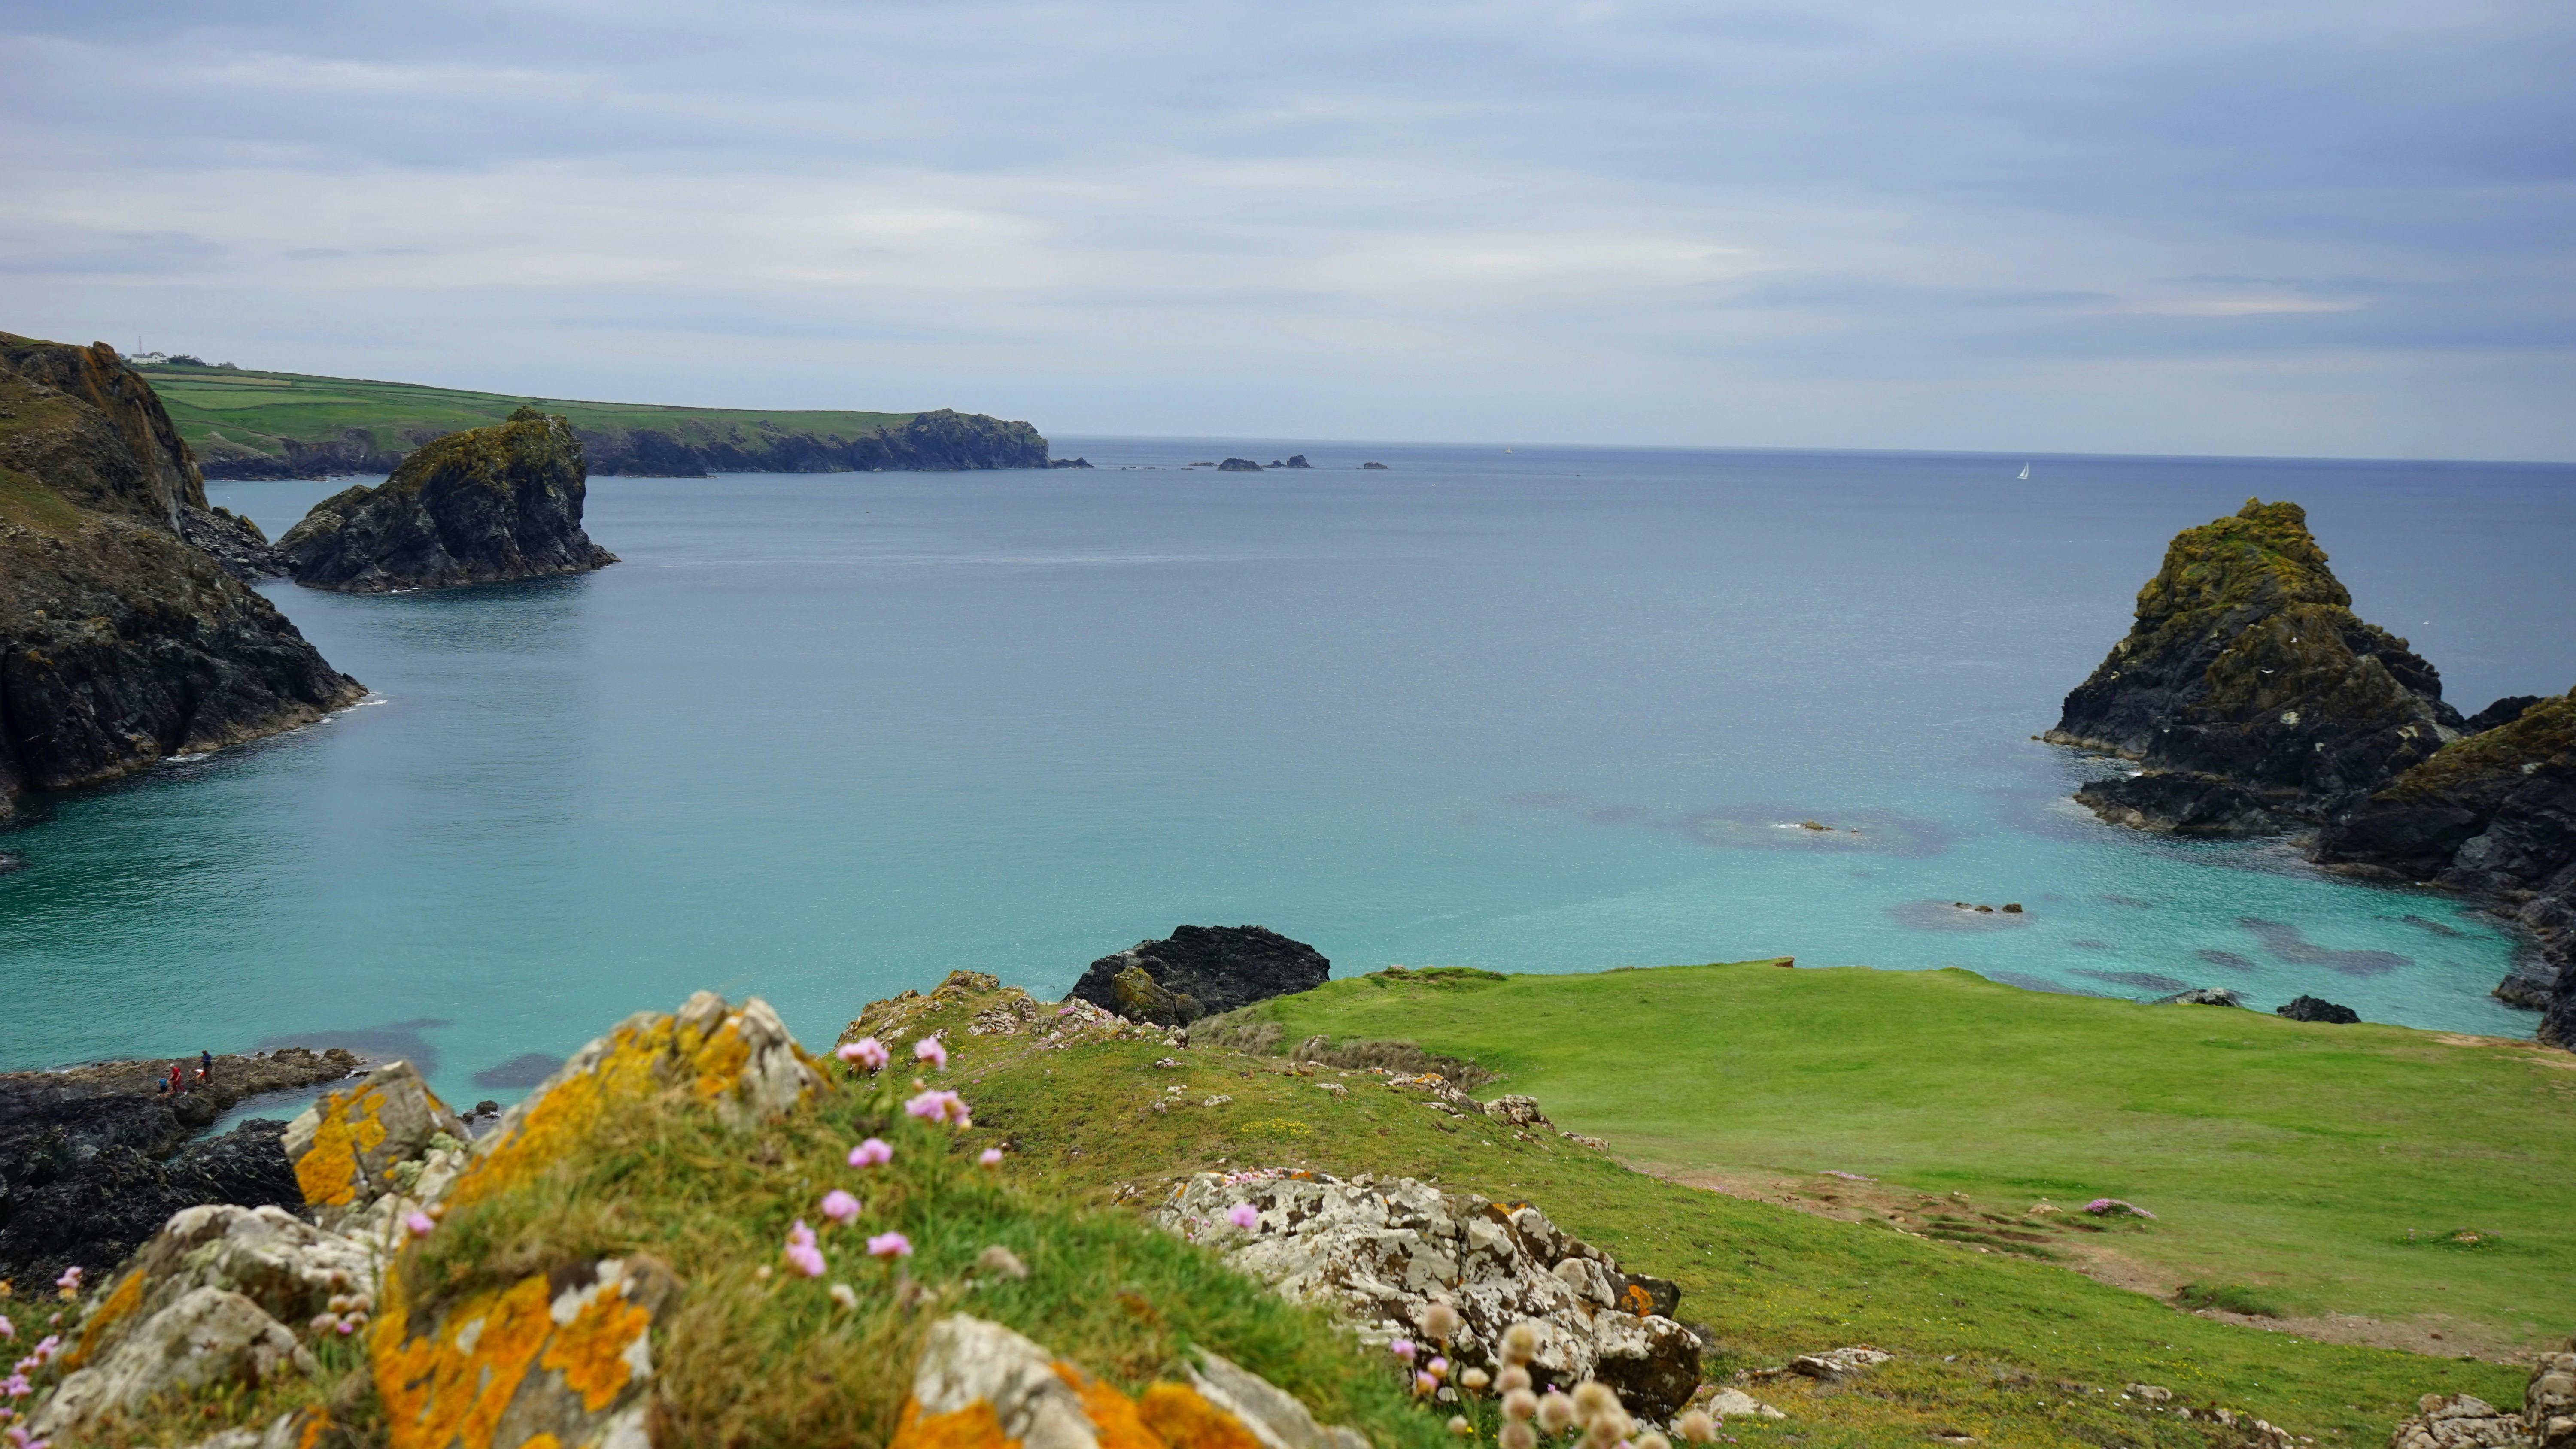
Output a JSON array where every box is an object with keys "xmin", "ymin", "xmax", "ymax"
[
  {"xmin": 31, "ymin": 1284, "xmax": 314, "ymax": 1437},
  {"xmin": 2050, "ymin": 499, "xmax": 2461, "ymax": 831},
  {"xmin": 284, "ymin": 1061, "xmax": 470, "ymax": 1212},
  {"xmin": 842, "ymin": 975, "xmax": 1177, "ymax": 1058},
  {"xmin": 57, "ymin": 1203, "xmax": 377, "ymax": 1385},
  {"xmin": 2527, "ymin": 1346, "xmax": 2576, "ymax": 1449},
  {"xmin": 1155, "ymin": 1170, "xmax": 1701, "ymax": 1417},
  {"xmin": 371, "ymin": 1254, "xmax": 671, "ymax": 1449},
  {"xmin": 276, "ymin": 406, "xmax": 615, "ymax": 592},
  {"xmin": 1071, "ymin": 926, "xmax": 1331, "ymax": 1027},
  {"xmin": 2390, "ymin": 1394, "xmax": 2535, "ymax": 1449},
  {"xmin": 450, "ymin": 993, "xmax": 820, "ymax": 1210}
]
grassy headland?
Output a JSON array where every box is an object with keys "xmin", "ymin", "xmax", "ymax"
[{"xmin": 1214, "ymin": 962, "xmax": 2572, "ymax": 1353}]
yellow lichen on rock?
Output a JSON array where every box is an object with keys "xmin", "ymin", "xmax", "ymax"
[
  {"xmin": 540, "ymin": 1266, "xmax": 658, "ymax": 1413},
  {"xmin": 1057, "ymin": 1364, "xmax": 1172, "ymax": 1449},
  {"xmin": 374, "ymin": 1256, "xmax": 670, "ymax": 1449},
  {"xmin": 292, "ymin": 1096, "xmax": 384, "ymax": 1206},
  {"xmin": 373, "ymin": 1271, "xmax": 556, "ymax": 1449},
  {"xmin": 892, "ymin": 1397, "xmax": 1023, "ymax": 1449},
  {"xmin": 1138, "ymin": 1383, "xmax": 1267, "ymax": 1449},
  {"xmin": 285, "ymin": 1060, "xmax": 466, "ymax": 1210},
  {"xmin": 58, "ymin": 1264, "xmax": 146, "ymax": 1370}
]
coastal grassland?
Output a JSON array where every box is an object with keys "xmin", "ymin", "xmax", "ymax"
[
  {"xmin": 136, "ymin": 363, "xmax": 916, "ymax": 460},
  {"xmin": 1222, "ymin": 962, "xmax": 2574, "ymax": 1352},
  {"xmin": 869, "ymin": 985, "xmax": 2533, "ymax": 1449}
]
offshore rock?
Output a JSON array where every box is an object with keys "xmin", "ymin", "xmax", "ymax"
[
  {"xmin": 1217, "ymin": 458, "xmax": 1264, "ymax": 471},
  {"xmin": 0, "ymin": 334, "xmax": 364, "ymax": 818},
  {"xmin": 2050, "ymin": 499, "xmax": 2460, "ymax": 831},
  {"xmin": 1071, "ymin": 925, "xmax": 1332, "ymax": 1027},
  {"xmin": 1157, "ymin": 1170, "xmax": 1701, "ymax": 1417},
  {"xmin": 0, "ymin": 1046, "xmax": 361, "ymax": 1287},
  {"xmin": 277, "ymin": 406, "xmax": 616, "ymax": 591},
  {"xmin": 2276, "ymin": 994, "xmax": 2361, "ymax": 1024},
  {"xmin": 2073, "ymin": 770, "xmax": 2289, "ymax": 837},
  {"xmin": 2316, "ymin": 688, "xmax": 2575, "ymax": 1044}
]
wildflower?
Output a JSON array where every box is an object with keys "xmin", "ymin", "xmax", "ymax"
[
  {"xmin": 976, "ymin": 1245, "xmax": 1029, "ymax": 1280},
  {"xmin": 26, "ymin": 1340, "xmax": 54, "ymax": 1366},
  {"xmin": 0, "ymin": 1377, "xmax": 25, "ymax": 1401},
  {"xmin": 1428, "ymin": 1356, "xmax": 1450, "ymax": 1380},
  {"xmin": 336, "ymin": 1318, "xmax": 359, "ymax": 1335},
  {"xmin": 1422, "ymin": 1301, "xmax": 1464, "ymax": 1342},
  {"xmin": 1535, "ymin": 1392, "xmax": 1576, "ymax": 1435},
  {"xmin": 49, "ymin": 1269, "xmax": 76, "ymax": 1296},
  {"xmin": 1414, "ymin": 1371, "xmax": 1438, "ymax": 1396},
  {"xmin": 868, "ymin": 1231, "xmax": 914, "ymax": 1260},
  {"xmin": 1500, "ymin": 1424, "xmax": 1536, "ymax": 1449},
  {"xmin": 310, "ymin": 1313, "xmax": 338, "ymax": 1336},
  {"xmin": 785, "ymin": 1220, "xmax": 826, "ymax": 1278},
  {"xmin": 821, "ymin": 1189, "xmax": 861, "ymax": 1225},
  {"xmin": 1637, "ymin": 1433, "xmax": 1672, "ymax": 1449},
  {"xmin": 0, "ymin": 1317, "xmax": 10, "ymax": 1341},
  {"xmin": 1674, "ymin": 1411, "xmax": 1716, "ymax": 1445},
  {"xmin": 1389, "ymin": 1338, "xmax": 1418, "ymax": 1364},
  {"xmin": 904, "ymin": 1089, "xmax": 972, "ymax": 1128},
  {"xmin": 1571, "ymin": 1382, "xmax": 1620, "ymax": 1426},
  {"xmin": 1227, "ymin": 1203, "xmax": 1260, "ymax": 1231},
  {"xmin": 979, "ymin": 1147, "xmax": 1004, "ymax": 1167},
  {"xmin": 1497, "ymin": 1365, "xmax": 1532, "ymax": 1394},
  {"xmin": 1503, "ymin": 1388, "xmax": 1539, "ymax": 1422},
  {"xmin": 829, "ymin": 1283, "xmax": 858, "ymax": 1311},
  {"xmin": 1449, "ymin": 1417, "xmax": 1473, "ymax": 1437},
  {"xmin": 6, "ymin": 1423, "xmax": 48, "ymax": 1449},
  {"xmin": 404, "ymin": 1212, "xmax": 435, "ymax": 1237},
  {"xmin": 1461, "ymin": 1367, "xmax": 1490, "ymax": 1391},
  {"xmin": 840, "ymin": 1037, "xmax": 891, "ymax": 1072},
  {"xmin": 849, "ymin": 1137, "xmax": 894, "ymax": 1168},
  {"xmin": 914, "ymin": 1036, "xmax": 948, "ymax": 1070},
  {"xmin": 1500, "ymin": 1320, "xmax": 1542, "ymax": 1364}
]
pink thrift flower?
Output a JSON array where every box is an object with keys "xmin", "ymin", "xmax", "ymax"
[
  {"xmin": 839, "ymin": 1038, "xmax": 891, "ymax": 1072},
  {"xmin": 1427, "ymin": 1356, "xmax": 1449, "ymax": 1379},
  {"xmin": 849, "ymin": 1137, "xmax": 893, "ymax": 1168},
  {"xmin": 790, "ymin": 1244, "xmax": 827, "ymax": 1278},
  {"xmin": 914, "ymin": 1036, "xmax": 948, "ymax": 1070},
  {"xmin": 1227, "ymin": 1203, "xmax": 1260, "ymax": 1230},
  {"xmin": 978, "ymin": 1148, "xmax": 1004, "ymax": 1167},
  {"xmin": 336, "ymin": 1317, "xmax": 358, "ymax": 1334},
  {"xmin": 404, "ymin": 1212, "xmax": 435, "ymax": 1237},
  {"xmin": 1389, "ymin": 1338, "xmax": 1417, "ymax": 1363},
  {"xmin": 788, "ymin": 1219, "xmax": 819, "ymax": 1252},
  {"xmin": 0, "ymin": 1316, "xmax": 11, "ymax": 1340},
  {"xmin": 50, "ymin": 1268, "xmax": 78, "ymax": 1294},
  {"xmin": 822, "ymin": 1189, "xmax": 861, "ymax": 1225},
  {"xmin": 1414, "ymin": 1371, "xmax": 1437, "ymax": 1395},
  {"xmin": 0, "ymin": 1377, "xmax": 26, "ymax": 1401},
  {"xmin": 27, "ymin": 1340, "xmax": 54, "ymax": 1365},
  {"xmin": 904, "ymin": 1089, "xmax": 971, "ymax": 1128},
  {"xmin": 867, "ymin": 1231, "xmax": 913, "ymax": 1260}
]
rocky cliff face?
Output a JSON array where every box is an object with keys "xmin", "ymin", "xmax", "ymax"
[
  {"xmin": 0, "ymin": 334, "xmax": 365, "ymax": 819},
  {"xmin": 276, "ymin": 406, "xmax": 617, "ymax": 592},
  {"xmin": 1069, "ymin": 925, "xmax": 1332, "ymax": 1026},
  {"xmin": 2049, "ymin": 499, "xmax": 2461, "ymax": 834},
  {"xmin": 2317, "ymin": 688, "xmax": 2576, "ymax": 1042}
]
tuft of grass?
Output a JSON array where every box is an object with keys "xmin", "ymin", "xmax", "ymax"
[{"xmin": 2176, "ymin": 1284, "xmax": 2286, "ymax": 1319}]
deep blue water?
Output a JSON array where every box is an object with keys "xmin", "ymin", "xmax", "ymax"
[{"xmin": 3, "ymin": 440, "xmax": 2570, "ymax": 1110}]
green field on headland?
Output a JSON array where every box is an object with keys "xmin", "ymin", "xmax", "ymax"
[
  {"xmin": 1217, "ymin": 962, "xmax": 2573, "ymax": 1354},
  {"xmin": 137, "ymin": 361, "xmax": 918, "ymax": 466}
]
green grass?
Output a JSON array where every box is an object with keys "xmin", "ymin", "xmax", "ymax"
[
  {"xmin": 135, "ymin": 362, "xmax": 919, "ymax": 461},
  {"xmin": 1221, "ymin": 962, "xmax": 2574, "ymax": 1352},
  {"xmin": 859, "ymin": 980, "xmax": 2538, "ymax": 1449}
]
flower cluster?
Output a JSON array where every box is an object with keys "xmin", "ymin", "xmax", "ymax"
[
  {"xmin": 2084, "ymin": 1197, "xmax": 2155, "ymax": 1219},
  {"xmin": 903, "ymin": 1090, "xmax": 971, "ymax": 1128},
  {"xmin": 837, "ymin": 1037, "xmax": 891, "ymax": 1073},
  {"xmin": 785, "ymin": 1221, "xmax": 826, "ymax": 1278},
  {"xmin": 848, "ymin": 1137, "xmax": 893, "ymax": 1168},
  {"xmin": 913, "ymin": 1036, "xmax": 948, "ymax": 1070}
]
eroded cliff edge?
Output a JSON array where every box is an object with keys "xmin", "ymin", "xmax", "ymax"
[{"xmin": 0, "ymin": 333, "xmax": 364, "ymax": 819}]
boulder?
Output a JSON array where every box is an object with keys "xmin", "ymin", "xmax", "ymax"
[
  {"xmin": 1154, "ymin": 1170, "xmax": 1701, "ymax": 1418},
  {"xmin": 370, "ymin": 1254, "xmax": 673, "ymax": 1449},
  {"xmin": 283, "ymin": 1060, "xmax": 469, "ymax": 1211},
  {"xmin": 32, "ymin": 1285, "xmax": 313, "ymax": 1437},
  {"xmin": 2389, "ymin": 1394, "xmax": 2536, "ymax": 1449},
  {"xmin": 2153, "ymin": 988, "xmax": 2245, "ymax": 1007},
  {"xmin": 276, "ymin": 406, "xmax": 616, "ymax": 592},
  {"xmin": 2276, "ymin": 995, "xmax": 2360, "ymax": 1024},
  {"xmin": 2048, "ymin": 499, "xmax": 2462, "ymax": 831},
  {"xmin": 2527, "ymin": 1346, "xmax": 2576, "ymax": 1449},
  {"xmin": 1069, "ymin": 926, "xmax": 1331, "ymax": 1027}
]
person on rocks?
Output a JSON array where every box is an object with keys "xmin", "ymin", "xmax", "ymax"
[
  {"xmin": 160, "ymin": 1062, "xmax": 186, "ymax": 1095},
  {"xmin": 197, "ymin": 1049, "xmax": 213, "ymax": 1084}
]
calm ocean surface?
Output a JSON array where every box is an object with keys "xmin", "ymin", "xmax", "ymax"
[{"xmin": 4, "ymin": 440, "xmax": 2572, "ymax": 1111}]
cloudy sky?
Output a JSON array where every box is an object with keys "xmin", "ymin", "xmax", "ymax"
[{"xmin": 5, "ymin": 0, "xmax": 2570, "ymax": 458}]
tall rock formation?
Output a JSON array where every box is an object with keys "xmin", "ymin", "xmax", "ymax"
[
  {"xmin": 1069, "ymin": 925, "xmax": 1331, "ymax": 1026},
  {"xmin": 276, "ymin": 406, "xmax": 616, "ymax": 592},
  {"xmin": 0, "ymin": 333, "xmax": 364, "ymax": 818},
  {"xmin": 2048, "ymin": 499, "xmax": 2461, "ymax": 834}
]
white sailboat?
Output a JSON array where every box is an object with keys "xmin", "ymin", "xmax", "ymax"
[{"xmin": 2017, "ymin": 462, "xmax": 2031, "ymax": 480}]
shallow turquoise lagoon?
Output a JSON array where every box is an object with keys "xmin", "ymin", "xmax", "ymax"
[{"xmin": 3, "ymin": 440, "xmax": 2570, "ymax": 1110}]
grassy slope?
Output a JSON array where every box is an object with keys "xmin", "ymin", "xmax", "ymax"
[
  {"xmin": 862, "ymin": 984, "xmax": 2535, "ymax": 1449},
  {"xmin": 136, "ymin": 364, "xmax": 917, "ymax": 459},
  {"xmin": 1226, "ymin": 964, "xmax": 2573, "ymax": 1349}
]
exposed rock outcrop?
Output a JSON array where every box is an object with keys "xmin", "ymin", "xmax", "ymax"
[
  {"xmin": 2317, "ymin": 688, "xmax": 2576, "ymax": 1041},
  {"xmin": 1217, "ymin": 458, "xmax": 1264, "ymax": 472},
  {"xmin": 2388, "ymin": 1340, "xmax": 2576, "ymax": 1449},
  {"xmin": 1157, "ymin": 1170, "xmax": 1703, "ymax": 1418},
  {"xmin": 0, "ymin": 334, "xmax": 365, "ymax": 818},
  {"xmin": 2050, "ymin": 499, "xmax": 2461, "ymax": 834},
  {"xmin": 276, "ymin": 406, "xmax": 616, "ymax": 591},
  {"xmin": 1070, "ymin": 925, "xmax": 1332, "ymax": 1027},
  {"xmin": 2276, "ymin": 994, "xmax": 2360, "ymax": 1024},
  {"xmin": 2153, "ymin": 988, "xmax": 2244, "ymax": 1007},
  {"xmin": 0, "ymin": 1046, "xmax": 360, "ymax": 1289},
  {"xmin": 178, "ymin": 503, "xmax": 289, "ymax": 581}
]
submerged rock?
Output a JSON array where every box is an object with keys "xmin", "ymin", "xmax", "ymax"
[
  {"xmin": 2049, "ymin": 499, "xmax": 2460, "ymax": 832},
  {"xmin": 2275, "ymin": 994, "xmax": 2360, "ymax": 1024},
  {"xmin": 1070, "ymin": 925, "xmax": 1331, "ymax": 1026},
  {"xmin": 277, "ymin": 406, "xmax": 616, "ymax": 591}
]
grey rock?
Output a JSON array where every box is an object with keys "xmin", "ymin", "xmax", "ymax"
[
  {"xmin": 31, "ymin": 1285, "xmax": 313, "ymax": 1436},
  {"xmin": 2153, "ymin": 988, "xmax": 2245, "ymax": 1007}
]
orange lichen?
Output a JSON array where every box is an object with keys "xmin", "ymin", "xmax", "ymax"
[
  {"xmin": 539, "ymin": 1280, "xmax": 653, "ymax": 1413},
  {"xmin": 1137, "ymin": 1384, "xmax": 1266, "ymax": 1449},
  {"xmin": 295, "ymin": 1086, "xmax": 391, "ymax": 1206},
  {"xmin": 1621, "ymin": 1284, "xmax": 1655, "ymax": 1315},
  {"xmin": 890, "ymin": 1397, "xmax": 1020, "ymax": 1449},
  {"xmin": 373, "ymin": 1271, "xmax": 556, "ymax": 1449},
  {"xmin": 1054, "ymin": 1364, "xmax": 1169, "ymax": 1449},
  {"xmin": 689, "ymin": 1019, "xmax": 752, "ymax": 1102},
  {"xmin": 448, "ymin": 1018, "xmax": 676, "ymax": 1208},
  {"xmin": 292, "ymin": 1410, "xmax": 336, "ymax": 1449},
  {"xmin": 60, "ymin": 1265, "xmax": 146, "ymax": 1369}
]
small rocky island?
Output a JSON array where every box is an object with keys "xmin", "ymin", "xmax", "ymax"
[
  {"xmin": 1069, "ymin": 924, "xmax": 1331, "ymax": 1025},
  {"xmin": 277, "ymin": 406, "xmax": 616, "ymax": 591}
]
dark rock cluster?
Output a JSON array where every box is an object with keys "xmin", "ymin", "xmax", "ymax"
[
  {"xmin": 2275, "ymin": 995, "xmax": 2361, "ymax": 1024},
  {"xmin": 0, "ymin": 334, "xmax": 364, "ymax": 820},
  {"xmin": 1069, "ymin": 925, "xmax": 1331, "ymax": 1026},
  {"xmin": 277, "ymin": 406, "xmax": 617, "ymax": 592},
  {"xmin": 0, "ymin": 1046, "xmax": 360, "ymax": 1286}
]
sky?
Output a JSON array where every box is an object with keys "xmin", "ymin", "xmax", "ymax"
[{"xmin": 3, "ymin": 0, "xmax": 2571, "ymax": 459}]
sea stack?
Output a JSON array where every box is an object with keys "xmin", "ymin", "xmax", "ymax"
[
  {"xmin": 1069, "ymin": 925, "xmax": 1331, "ymax": 1025},
  {"xmin": 0, "ymin": 333, "xmax": 363, "ymax": 818},
  {"xmin": 2048, "ymin": 499, "xmax": 2460, "ymax": 835},
  {"xmin": 278, "ymin": 406, "xmax": 616, "ymax": 592}
]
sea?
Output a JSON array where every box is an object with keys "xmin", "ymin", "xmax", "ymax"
[{"xmin": 3, "ymin": 439, "xmax": 2571, "ymax": 1116}]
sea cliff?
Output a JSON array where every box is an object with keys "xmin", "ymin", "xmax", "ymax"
[{"xmin": 0, "ymin": 334, "xmax": 364, "ymax": 819}]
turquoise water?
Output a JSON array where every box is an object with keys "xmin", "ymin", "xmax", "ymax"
[{"xmin": 4, "ymin": 440, "xmax": 2570, "ymax": 1110}]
